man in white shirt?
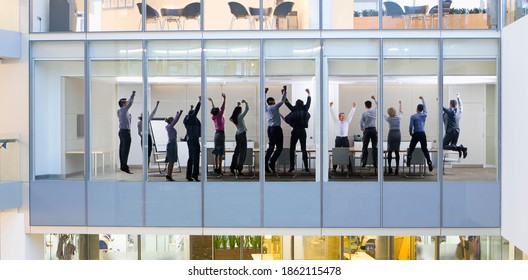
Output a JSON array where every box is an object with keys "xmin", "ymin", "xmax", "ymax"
[{"xmin": 330, "ymin": 101, "xmax": 356, "ymax": 172}]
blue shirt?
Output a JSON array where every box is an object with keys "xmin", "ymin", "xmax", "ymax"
[
  {"xmin": 409, "ymin": 99, "xmax": 427, "ymax": 134},
  {"xmin": 360, "ymin": 100, "xmax": 378, "ymax": 129}
]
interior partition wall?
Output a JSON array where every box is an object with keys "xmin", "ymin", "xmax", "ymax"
[{"xmin": 29, "ymin": 37, "xmax": 500, "ymax": 229}]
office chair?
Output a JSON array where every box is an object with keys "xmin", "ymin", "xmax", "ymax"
[
  {"xmin": 331, "ymin": 147, "xmax": 352, "ymax": 178},
  {"xmin": 429, "ymin": 0, "xmax": 452, "ymax": 28},
  {"xmin": 136, "ymin": 3, "xmax": 162, "ymax": 31},
  {"xmin": 249, "ymin": 7, "xmax": 273, "ymax": 29},
  {"xmin": 383, "ymin": 1, "xmax": 405, "ymax": 17},
  {"xmin": 273, "ymin": 1, "xmax": 295, "ymax": 30},
  {"xmin": 161, "ymin": 8, "xmax": 183, "ymax": 30},
  {"xmin": 404, "ymin": 5, "xmax": 429, "ymax": 29},
  {"xmin": 228, "ymin": 2, "xmax": 253, "ymax": 30},
  {"xmin": 181, "ymin": 2, "xmax": 201, "ymax": 30}
]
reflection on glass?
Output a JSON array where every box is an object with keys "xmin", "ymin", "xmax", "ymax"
[
  {"xmin": 303, "ymin": 236, "xmax": 340, "ymax": 260},
  {"xmin": 205, "ymin": 40, "xmax": 260, "ymax": 182},
  {"xmin": 90, "ymin": 41, "xmax": 143, "ymax": 181},
  {"xmin": 213, "ymin": 235, "xmax": 241, "ymax": 260},
  {"xmin": 383, "ymin": 39, "xmax": 439, "ymax": 182},
  {"xmin": 33, "ymin": 42, "xmax": 85, "ymax": 180},
  {"xmin": 88, "ymin": 0, "xmax": 143, "ymax": 32},
  {"xmin": 264, "ymin": 40, "xmax": 319, "ymax": 182},
  {"xmin": 204, "ymin": 0, "xmax": 316, "ymax": 30},
  {"xmin": 31, "ymin": 0, "xmax": 84, "ymax": 32},
  {"xmin": 147, "ymin": 40, "xmax": 202, "ymax": 182},
  {"xmin": 141, "ymin": 234, "xmax": 188, "ymax": 260},
  {"xmin": 261, "ymin": 235, "xmax": 282, "ymax": 260},
  {"xmin": 442, "ymin": 39, "xmax": 498, "ymax": 182}
]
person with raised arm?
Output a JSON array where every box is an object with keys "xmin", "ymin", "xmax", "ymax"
[
  {"xmin": 407, "ymin": 96, "xmax": 433, "ymax": 172},
  {"xmin": 137, "ymin": 100, "xmax": 159, "ymax": 166},
  {"xmin": 208, "ymin": 93, "xmax": 226, "ymax": 175},
  {"xmin": 229, "ymin": 100, "xmax": 249, "ymax": 177},
  {"xmin": 442, "ymin": 93, "xmax": 467, "ymax": 158},
  {"xmin": 264, "ymin": 86, "xmax": 287, "ymax": 174},
  {"xmin": 384, "ymin": 101, "xmax": 403, "ymax": 175},
  {"xmin": 183, "ymin": 96, "xmax": 202, "ymax": 182},
  {"xmin": 164, "ymin": 109, "xmax": 183, "ymax": 181},
  {"xmin": 329, "ymin": 101, "xmax": 356, "ymax": 173},
  {"xmin": 117, "ymin": 90, "xmax": 136, "ymax": 174},
  {"xmin": 284, "ymin": 88, "xmax": 311, "ymax": 173},
  {"xmin": 360, "ymin": 95, "xmax": 378, "ymax": 169}
]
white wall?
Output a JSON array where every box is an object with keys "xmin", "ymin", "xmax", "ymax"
[{"xmin": 501, "ymin": 15, "xmax": 528, "ymax": 253}]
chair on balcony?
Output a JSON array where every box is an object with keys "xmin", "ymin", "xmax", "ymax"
[
  {"xmin": 228, "ymin": 2, "xmax": 253, "ymax": 29},
  {"xmin": 136, "ymin": 3, "xmax": 162, "ymax": 30},
  {"xmin": 273, "ymin": 1, "xmax": 295, "ymax": 30},
  {"xmin": 429, "ymin": 0, "xmax": 453, "ymax": 28},
  {"xmin": 161, "ymin": 8, "xmax": 183, "ymax": 30},
  {"xmin": 181, "ymin": 2, "xmax": 201, "ymax": 30},
  {"xmin": 249, "ymin": 7, "xmax": 273, "ymax": 29},
  {"xmin": 404, "ymin": 5, "xmax": 429, "ymax": 29},
  {"xmin": 383, "ymin": 1, "xmax": 406, "ymax": 28}
]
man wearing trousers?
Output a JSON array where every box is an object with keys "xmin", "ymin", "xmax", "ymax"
[
  {"xmin": 264, "ymin": 86, "xmax": 287, "ymax": 174},
  {"xmin": 117, "ymin": 90, "xmax": 136, "ymax": 174},
  {"xmin": 360, "ymin": 96, "xmax": 378, "ymax": 168},
  {"xmin": 329, "ymin": 101, "xmax": 356, "ymax": 172},
  {"xmin": 184, "ymin": 96, "xmax": 202, "ymax": 182},
  {"xmin": 408, "ymin": 96, "xmax": 433, "ymax": 172}
]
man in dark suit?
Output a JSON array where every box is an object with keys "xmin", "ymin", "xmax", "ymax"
[{"xmin": 183, "ymin": 96, "xmax": 202, "ymax": 182}]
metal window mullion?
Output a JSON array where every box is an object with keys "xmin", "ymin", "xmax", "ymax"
[
  {"xmin": 379, "ymin": 38, "xmax": 384, "ymax": 228},
  {"xmin": 438, "ymin": 38, "xmax": 444, "ymax": 229},
  {"xmin": 259, "ymin": 39, "xmax": 265, "ymax": 228},
  {"xmin": 142, "ymin": 39, "xmax": 148, "ymax": 227},
  {"xmin": 200, "ymin": 38, "xmax": 206, "ymax": 228},
  {"xmin": 319, "ymin": 38, "xmax": 325, "ymax": 231},
  {"xmin": 84, "ymin": 40, "xmax": 91, "ymax": 226}
]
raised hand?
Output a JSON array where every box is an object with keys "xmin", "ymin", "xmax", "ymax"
[
  {"xmin": 371, "ymin": 95, "xmax": 376, "ymax": 100},
  {"xmin": 419, "ymin": 96, "xmax": 423, "ymax": 100},
  {"xmin": 305, "ymin": 88, "xmax": 310, "ymax": 95},
  {"xmin": 329, "ymin": 102, "xmax": 334, "ymax": 107},
  {"xmin": 352, "ymin": 102, "xmax": 356, "ymax": 108},
  {"xmin": 241, "ymin": 100, "xmax": 247, "ymax": 104}
]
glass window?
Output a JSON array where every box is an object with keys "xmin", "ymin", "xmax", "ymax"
[
  {"xmin": 442, "ymin": 39, "xmax": 498, "ymax": 182},
  {"xmin": 0, "ymin": 0, "xmax": 20, "ymax": 32},
  {"xmin": 446, "ymin": 0, "xmax": 498, "ymax": 29},
  {"xmin": 90, "ymin": 41, "xmax": 143, "ymax": 181},
  {"xmin": 204, "ymin": 40, "xmax": 260, "ymax": 182},
  {"xmin": 33, "ymin": 41, "xmax": 85, "ymax": 180},
  {"xmin": 87, "ymin": 0, "xmax": 142, "ymax": 32},
  {"xmin": 323, "ymin": 0, "xmax": 379, "ymax": 30},
  {"xmin": 147, "ymin": 40, "xmax": 202, "ymax": 182},
  {"xmin": 324, "ymin": 39, "xmax": 380, "ymax": 182},
  {"xmin": 204, "ymin": 0, "xmax": 317, "ymax": 30},
  {"xmin": 31, "ymin": 0, "xmax": 85, "ymax": 32},
  {"xmin": 383, "ymin": 39, "xmax": 439, "ymax": 182},
  {"xmin": 264, "ymin": 40, "xmax": 320, "ymax": 182}
]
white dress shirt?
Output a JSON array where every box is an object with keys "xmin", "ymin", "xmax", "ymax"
[{"xmin": 330, "ymin": 106, "xmax": 356, "ymax": 137}]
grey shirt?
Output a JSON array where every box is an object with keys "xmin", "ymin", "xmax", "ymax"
[
  {"xmin": 360, "ymin": 100, "xmax": 378, "ymax": 130},
  {"xmin": 236, "ymin": 103, "xmax": 249, "ymax": 135},
  {"xmin": 166, "ymin": 112, "xmax": 182, "ymax": 141},
  {"xmin": 384, "ymin": 110, "xmax": 403, "ymax": 131},
  {"xmin": 117, "ymin": 92, "xmax": 135, "ymax": 130},
  {"xmin": 137, "ymin": 103, "xmax": 159, "ymax": 137},
  {"xmin": 265, "ymin": 91, "xmax": 287, "ymax": 127}
]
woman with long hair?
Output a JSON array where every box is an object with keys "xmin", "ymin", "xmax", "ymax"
[
  {"xmin": 208, "ymin": 93, "xmax": 226, "ymax": 175},
  {"xmin": 229, "ymin": 100, "xmax": 249, "ymax": 176}
]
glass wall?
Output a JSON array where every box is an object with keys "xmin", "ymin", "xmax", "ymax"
[
  {"xmin": 442, "ymin": 39, "xmax": 498, "ymax": 182},
  {"xmin": 43, "ymin": 234, "xmax": 516, "ymax": 260},
  {"xmin": 264, "ymin": 40, "xmax": 320, "ymax": 182},
  {"xmin": 33, "ymin": 41, "xmax": 85, "ymax": 180},
  {"xmin": 0, "ymin": 0, "xmax": 19, "ymax": 31},
  {"xmin": 324, "ymin": 39, "xmax": 380, "ymax": 182},
  {"xmin": 29, "ymin": 0, "xmax": 508, "ymax": 32},
  {"xmin": 204, "ymin": 40, "xmax": 260, "ymax": 182},
  {"xmin": 146, "ymin": 40, "xmax": 202, "ymax": 182},
  {"xmin": 383, "ymin": 39, "xmax": 439, "ymax": 182},
  {"xmin": 90, "ymin": 41, "xmax": 143, "ymax": 181}
]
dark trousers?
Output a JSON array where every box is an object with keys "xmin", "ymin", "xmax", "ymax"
[
  {"xmin": 443, "ymin": 129, "xmax": 463, "ymax": 151},
  {"xmin": 186, "ymin": 138, "xmax": 200, "ymax": 179},
  {"xmin": 231, "ymin": 131, "xmax": 247, "ymax": 172},
  {"xmin": 361, "ymin": 127, "xmax": 378, "ymax": 167},
  {"xmin": 265, "ymin": 126, "xmax": 284, "ymax": 169},
  {"xmin": 333, "ymin": 136, "xmax": 351, "ymax": 171},
  {"xmin": 290, "ymin": 127, "xmax": 308, "ymax": 170},
  {"xmin": 118, "ymin": 129, "xmax": 131, "ymax": 171},
  {"xmin": 408, "ymin": 131, "xmax": 432, "ymax": 163},
  {"xmin": 140, "ymin": 134, "xmax": 153, "ymax": 164}
]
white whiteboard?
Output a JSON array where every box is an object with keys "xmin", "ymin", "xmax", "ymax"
[{"xmin": 150, "ymin": 118, "xmax": 168, "ymax": 152}]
